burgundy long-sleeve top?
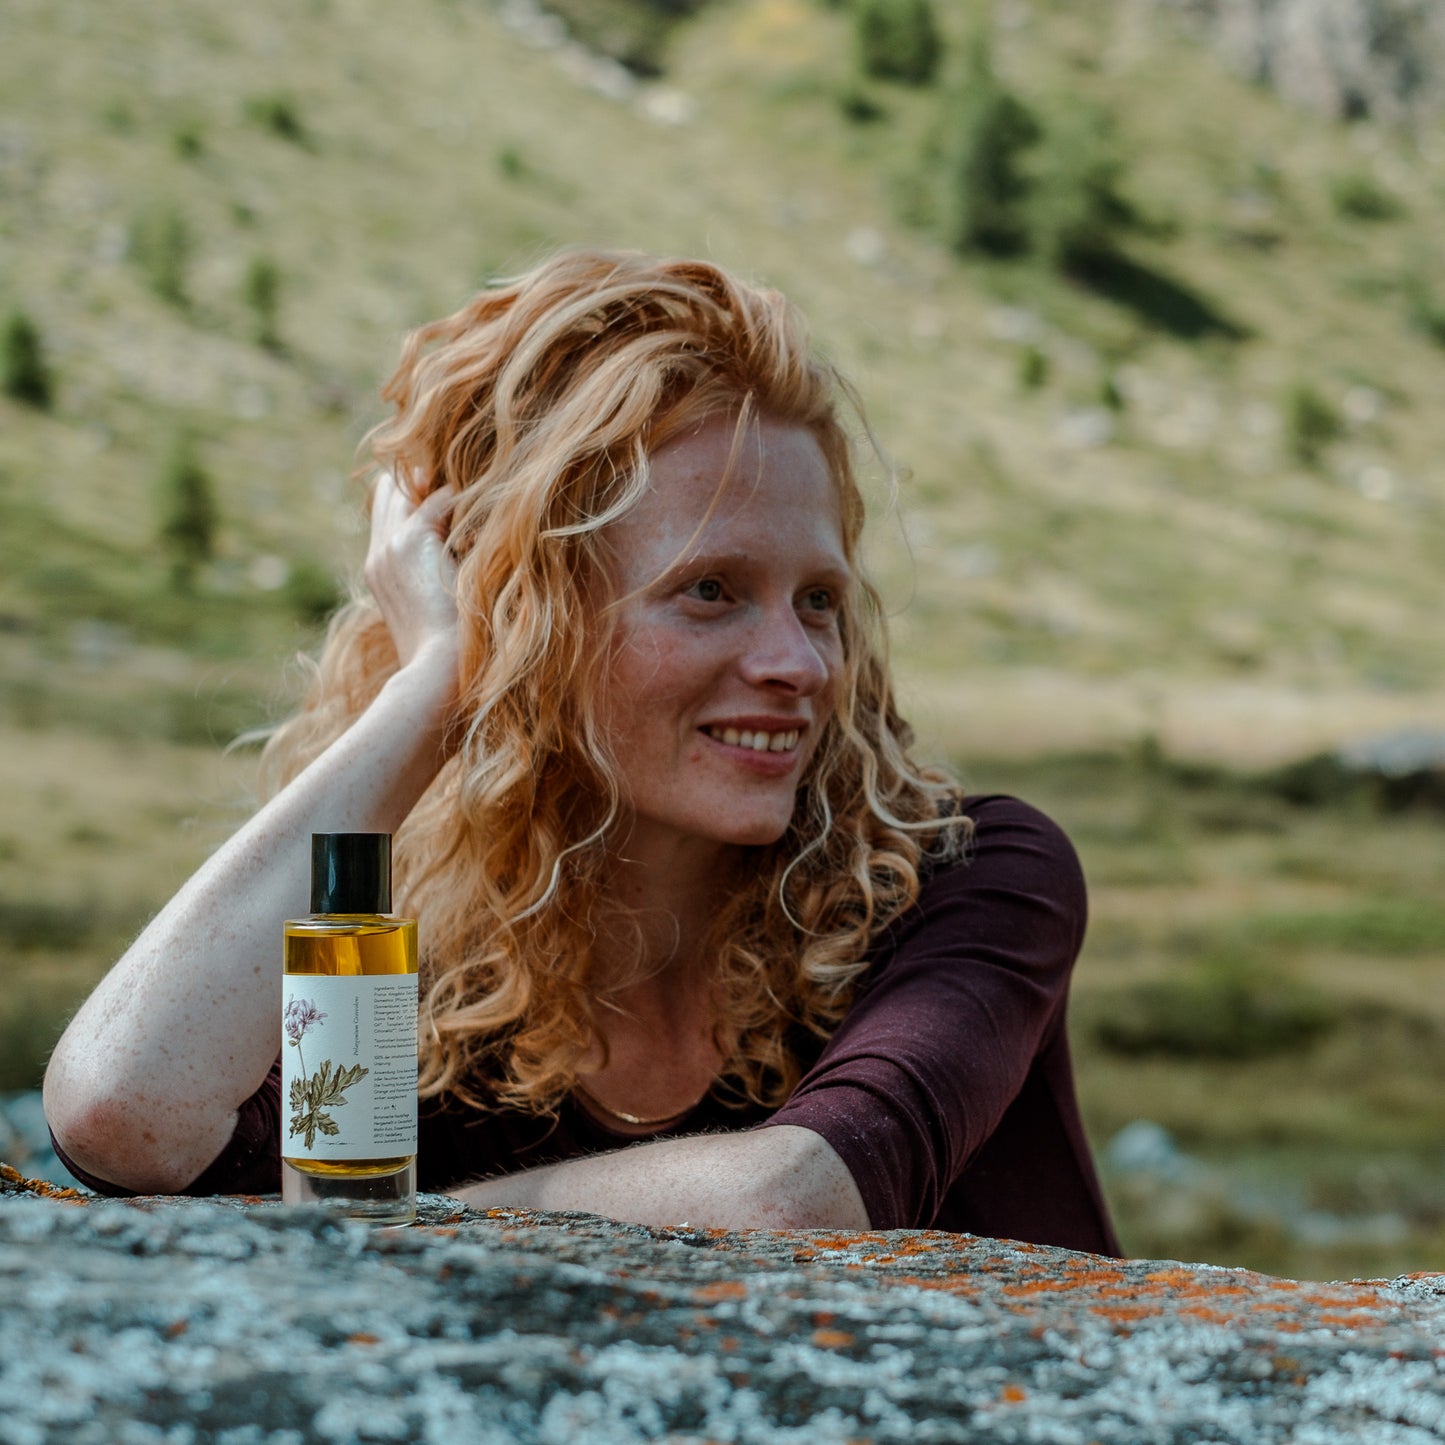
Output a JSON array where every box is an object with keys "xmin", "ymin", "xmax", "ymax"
[{"xmin": 53, "ymin": 795, "xmax": 1120, "ymax": 1255}]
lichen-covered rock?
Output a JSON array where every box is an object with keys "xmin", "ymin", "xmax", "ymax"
[{"xmin": 2, "ymin": 1165, "xmax": 1443, "ymax": 1443}]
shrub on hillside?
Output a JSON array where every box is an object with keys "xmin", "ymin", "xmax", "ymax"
[
  {"xmin": 1017, "ymin": 344, "xmax": 1048, "ymax": 390},
  {"xmin": 1330, "ymin": 171, "xmax": 1402, "ymax": 221},
  {"xmin": 244, "ymin": 93, "xmax": 307, "ymax": 145},
  {"xmin": 244, "ymin": 255, "xmax": 283, "ymax": 351},
  {"xmin": 1405, "ymin": 277, "xmax": 1445, "ymax": 348},
  {"xmin": 1284, "ymin": 382, "xmax": 1342, "ymax": 467},
  {"xmin": 939, "ymin": 42, "xmax": 1039, "ymax": 255},
  {"xmin": 856, "ymin": 0, "xmax": 943, "ymax": 86},
  {"xmin": 2, "ymin": 311, "xmax": 53, "ymax": 409},
  {"xmin": 157, "ymin": 435, "xmax": 218, "ymax": 589},
  {"xmin": 133, "ymin": 206, "xmax": 192, "ymax": 308},
  {"xmin": 1028, "ymin": 105, "xmax": 1137, "ymax": 270}
]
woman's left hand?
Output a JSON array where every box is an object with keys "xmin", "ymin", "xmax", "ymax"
[{"xmin": 364, "ymin": 471, "xmax": 462, "ymax": 684}]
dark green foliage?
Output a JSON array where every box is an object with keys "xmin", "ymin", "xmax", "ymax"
[
  {"xmin": 940, "ymin": 43, "xmax": 1040, "ymax": 255},
  {"xmin": 1028, "ymin": 105, "xmax": 1136, "ymax": 269},
  {"xmin": 134, "ymin": 207, "xmax": 192, "ymax": 307},
  {"xmin": 243, "ymin": 255, "xmax": 283, "ymax": 351},
  {"xmin": 245, "ymin": 92, "xmax": 307, "ymax": 144},
  {"xmin": 157, "ymin": 435, "xmax": 218, "ymax": 589},
  {"xmin": 1404, "ymin": 278, "xmax": 1445, "ymax": 348},
  {"xmin": 1265, "ymin": 749, "xmax": 1445, "ymax": 815},
  {"xmin": 1018, "ymin": 344, "xmax": 1048, "ymax": 390},
  {"xmin": 2, "ymin": 311, "xmax": 53, "ymax": 409},
  {"xmin": 285, "ymin": 558, "xmax": 343, "ymax": 627},
  {"xmin": 1099, "ymin": 372, "xmax": 1125, "ymax": 411},
  {"xmin": 1330, "ymin": 171, "xmax": 1402, "ymax": 222},
  {"xmin": 172, "ymin": 120, "xmax": 204, "ymax": 159},
  {"xmin": 1095, "ymin": 959, "xmax": 1338, "ymax": 1061},
  {"xmin": 855, "ymin": 0, "xmax": 942, "ymax": 86},
  {"xmin": 837, "ymin": 86, "xmax": 887, "ymax": 124},
  {"xmin": 497, "ymin": 145, "xmax": 526, "ymax": 181},
  {"xmin": 1284, "ymin": 382, "xmax": 1342, "ymax": 467}
]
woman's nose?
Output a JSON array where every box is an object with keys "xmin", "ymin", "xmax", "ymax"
[{"xmin": 738, "ymin": 606, "xmax": 833, "ymax": 695}]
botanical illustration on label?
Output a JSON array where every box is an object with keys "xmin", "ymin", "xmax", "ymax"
[
  {"xmin": 284, "ymin": 997, "xmax": 369, "ymax": 1148},
  {"xmin": 279, "ymin": 974, "xmax": 419, "ymax": 1161}
]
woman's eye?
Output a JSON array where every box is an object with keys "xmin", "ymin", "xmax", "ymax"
[
  {"xmin": 689, "ymin": 578, "xmax": 724, "ymax": 603},
  {"xmin": 803, "ymin": 587, "xmax": 835, "ymax": 613}
]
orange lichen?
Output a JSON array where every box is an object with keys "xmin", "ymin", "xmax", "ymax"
[
  {"xmin": 1000, "ymin": 1384, "xmax": 1027, "ymax": 1404},
  {"xmin": 1090, "ymin": 1304, "xmax": 1163, "ymax": 1322},
  {"xmin": 812, "ymin": 1329, "xmax": 855, "ymax": 1349},
  {"xmin": 0, "ymin": 1164, "xmax": 90, "ymax": 1205},
  {"xmin": 692, "ymin": 1281, "xmax": 748, "ymax": 1303}
]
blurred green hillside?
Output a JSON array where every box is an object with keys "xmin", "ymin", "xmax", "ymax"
[{"xmin": 2, "ymin": 0, "xmax": 1444, "ymax": 1277}]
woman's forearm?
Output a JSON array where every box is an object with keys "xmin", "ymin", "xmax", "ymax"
[
  {"xmin": 42, "ymin": 648, "xmax": 456, "ymax": 1193},
  {"xmin": 452, "ymin": 1124, "xmax": 871, "ymax": 1232}
]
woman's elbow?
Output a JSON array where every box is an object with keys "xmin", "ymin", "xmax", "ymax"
[
  {"xmin": 42, "ymin": 1059, "xmax": 219, "ymax": 1195},
  {"xmin": 746, "ymin": 1125, "xmax": 872, "ymax": 1231}
]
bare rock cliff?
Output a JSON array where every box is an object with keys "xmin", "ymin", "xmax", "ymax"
[
  {"xmin": 3, "ymin": 1165, "xmax": 1444, "ymax": 1443},
  {"xmin": 1159, "ymin": 0, "xmax": 1445, "ymax": 122}
]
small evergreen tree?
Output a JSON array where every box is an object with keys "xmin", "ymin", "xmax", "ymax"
[
  {"xmin": 244, "ymin": 256, "xmax": 282, "ymax": 351},
  {"xmin": 1284, "ymin": 383, "xmax": 1342, "ymax": 469},
  {"xmin": 136, "ymin": 207, "xmax": 192, "ymax": 308},
  {"xmin": 158, "ymin": 436, "xmax": 218, "ymax": 589},
  {"xmin": 1029, "ymin": 105, "xmax": 1136, "ymax": 270},
  {"xmin": 2, "ymin": 311, "xmax": 53, "ymax": 409},
  {"xmin": 942, "ymin": 41, "xmax": 1039, "ymax": 255},
  {"xmin": 856, "ymin": 0, "xmax": 942, "ymax": 86}
]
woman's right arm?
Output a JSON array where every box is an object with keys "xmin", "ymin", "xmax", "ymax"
[{"xmin": 43, "ymin": 476, "xmax": 459, "ymax": 1193}]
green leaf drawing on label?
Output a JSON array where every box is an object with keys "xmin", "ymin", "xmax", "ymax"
[{"xmin": 287, "ymin": 1058, "xmax": 370, "ymax": 1149}]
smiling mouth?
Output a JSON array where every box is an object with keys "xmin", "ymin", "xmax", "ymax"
[{"xmin": 703, "ymin": 725, "xmax": 801, "ymax": 754}]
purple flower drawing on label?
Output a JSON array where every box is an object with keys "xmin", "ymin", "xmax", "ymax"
[
  {"xmin": 284, "ymin": 993, "xmax": 368, "ymax": 1150},
  {"xmin": 284, "ymin": 996, "xmax": 326, "ymax": 1046}
]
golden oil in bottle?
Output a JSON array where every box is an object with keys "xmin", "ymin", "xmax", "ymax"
[{"xmin": 281, "ymin": 834, "xmax": 417, "ymax": 1224}]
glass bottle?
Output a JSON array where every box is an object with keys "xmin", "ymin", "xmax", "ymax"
[{"xmin": 281, "ymin": 833, "xmax": 417, "ymax": 1224}]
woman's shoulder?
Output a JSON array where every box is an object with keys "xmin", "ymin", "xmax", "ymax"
[
  {"xmin": 925, "ymin": 793, "xmax": 1081, "ymax": 875},
  {"xmin": 911, "ymin": 792, "xmax": 1086, "ymax": 927}
]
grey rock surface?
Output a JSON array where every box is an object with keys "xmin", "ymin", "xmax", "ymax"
[
  {"xmin": 1160, "ymin": 0, "xmax": 1445, "ymax": 123},
  {"xmin": 2, "ymin": 1168, "xmax": 1444, "ymax": 1444}
]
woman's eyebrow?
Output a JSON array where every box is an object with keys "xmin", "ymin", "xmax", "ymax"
[{"xmin": 655, "ymin": 550, "xmax": 853, "ymax": 586}]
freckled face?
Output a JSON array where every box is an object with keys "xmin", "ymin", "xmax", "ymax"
[{"xmin": 597, "ymin": 416, "xmax": 851, "ymax": 864}]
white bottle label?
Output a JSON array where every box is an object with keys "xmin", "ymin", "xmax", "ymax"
[{"xmin": 281, "ymin": 974, "xmax": 418, "ymax": 1161}]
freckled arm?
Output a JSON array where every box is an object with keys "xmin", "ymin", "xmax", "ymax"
[
  {"xmin": 43, "ymin": 477, "xmax": 461, "ymax": 1195},
  {"xmin": 451, "ymin": 1123, "xmax": 871, "ymax": 1231}
]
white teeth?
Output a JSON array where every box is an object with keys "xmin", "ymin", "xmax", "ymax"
[{"xmin": 707, "ymin": 726, "xmax": 801, "ymax": 752}]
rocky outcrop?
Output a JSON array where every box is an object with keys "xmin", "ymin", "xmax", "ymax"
[
  {"xmin": 2, "ymin": 1165, "xmax": 1443, "ymax": 1443},
  {"xmin": 1158, "ymin": 0, "xmax": 1445, "ymax": 123}
]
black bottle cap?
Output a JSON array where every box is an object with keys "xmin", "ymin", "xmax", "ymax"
[{"xmin": 310, "ymin": 833, "xmax": 392, "ymax": 914}]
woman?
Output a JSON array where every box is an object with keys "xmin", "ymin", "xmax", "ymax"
[{"xmin": 43, "ymin": 249, "xmax": 1118, "ymax": 1253}]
